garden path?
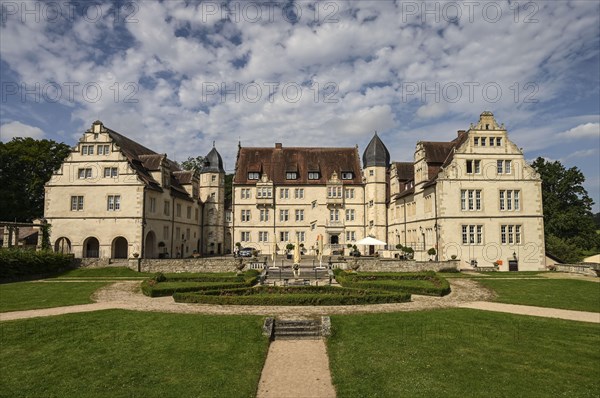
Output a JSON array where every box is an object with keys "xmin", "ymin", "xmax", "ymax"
[{"xmin": 256, "ymin": 340, "xmax": 336, "ymax": 398}]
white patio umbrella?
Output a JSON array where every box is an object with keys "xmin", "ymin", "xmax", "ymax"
[{"xmin": 355, "ymin": 236, "xmax": 387, "ymax": 246}]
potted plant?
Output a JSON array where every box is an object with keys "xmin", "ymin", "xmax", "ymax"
[
  {"xmin": 402, "ymin": 246, "xmax": 414, "ymax": 259},
  {"xmin": 285, "ymin": 243, "xmax": 294, "ymax": 259},
  {"xmin": 427, "ymin": 247, "xmax": 437, "ymax": 261}
]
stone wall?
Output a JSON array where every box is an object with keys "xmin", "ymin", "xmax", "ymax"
[
  {"xmin": 332, "ymin": 258, "xmax": 460, "ymax": 272},
  {"xmin": 555, "ymin": 263, "xmax": 599, "ymax": 277}
]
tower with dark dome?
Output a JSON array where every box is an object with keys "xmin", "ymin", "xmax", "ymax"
[
  {"xmin": 199, "ymin": 144, "xmax": 226, "ymax": 255},
  {"xmin": 362, "ymin": 132, "xmax": 390, "ymax": 247}
]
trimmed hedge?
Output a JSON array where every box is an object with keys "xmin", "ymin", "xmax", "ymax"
[
  {"xmin": 334, "ymin": 270, "xmax": 451, "ymax": 296},
  {"xmin": 173, "ymin": 286, "xmax": 411, "ymax": 306},
  {"xmin": 141, "ymin": 270, "xmax": 260, "ymax": 297},
  {"xmin": 0, "ymin": 248, "xmax": 73, "ymax": 279}
]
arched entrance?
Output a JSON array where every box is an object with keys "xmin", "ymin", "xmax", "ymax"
[
  {"xmin": 112, "ymin": 237, "xmax": 128, "ymax": 259},
  {"xmin": 330, "ymin": 235, "xmax": 339, "ymax": 245},
  {"xmin": 54, "ymin": 237, "xmax": 71, "ymax": 254},
  {"xmin": 83, "ymin": 237, "xmax": 100, "ymax": 258},
  {"xmin": 144, "ymin": 231, "xmax": 156, "ymax": 258}
]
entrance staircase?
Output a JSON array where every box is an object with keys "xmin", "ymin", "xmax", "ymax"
[{"xmin": 263, "ymin": 317, "xmax": 331, "ymax": 340}]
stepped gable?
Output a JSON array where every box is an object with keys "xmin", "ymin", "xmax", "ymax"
[
  {"xmin": 234, "ymin": 144, "xmax": 362, "ymax": 185},
  {"xmin": 105, "ymin": 127, "xmax": 194, "ymax": 200}
]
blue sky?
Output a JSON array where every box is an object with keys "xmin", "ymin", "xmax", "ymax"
[{"xmin": 1, "ymin": 1, "xmax": 599, "ymax": 210}]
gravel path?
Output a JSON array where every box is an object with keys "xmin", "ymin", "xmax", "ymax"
[
  {"xmin": 0, "ymin": 278, "xmax": 492, "ymax": 321},
  {"xmin": 256, "ymin": 340, "xmax": 336, "ymax": 398},
  {"xmin": 458, "ymin": 302, "xmax": 600, "ymax": 323}
]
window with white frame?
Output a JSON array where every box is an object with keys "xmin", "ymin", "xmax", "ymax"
[
  {"xmin": 308, "ymin": 172, "xmax": 319, "ymax": 180},
  {"xmin": 241, "ymin": 209, "xmax": 251, "ymax": 222},
  {"xmin": 279, "ymin": 231, "xmax": 289, "ymax": 242},
  {"xmin": 296, "ymin": 231, "xmax": 305, "ymax": 242},
  {"xmin": 462, "ymin": 225, "xmax": 483, "ymax": 244},
  {"xmin": 241, "ymin": 231, "xmax": 250, "ymax": 242},
  {"xmin": 500, "ymin": 190, "xmax": 520, "ymax": 211},
  {"xmin": 294, "ymin": 188, "xmax": 304, "ymax": 199},
  {"xmin": 97, "ymin": 144, "xmax": 110, "ymax": 155},
  {"xmin": 107, "ymin": 195, "xmax": 120, "ymax": 211},
  {"xmin": 280, "ymin": 188, "xmax": 289, "ymax": 199},
  {"xmin": 501, "ymin": 225, "xmax": 522, "ymax": 244},
  {"xmin": 345, "ymin": 188, "xmax": 355, "ymax": 199},
  {"xmin": 81, "ymin": 145, "xmax": 94, "ymax": 155},
  {"xmin": 257, "ymin": 187, "xmax": 272, "ymax": 198},
  {"xmin": 241, "ymin": 188, "xmax": 251, "ymax": 199},
  {"xmin": 70, "ymin": 196, "xmax": 84, "ymax": 211},
  {"xmin": 327, "ymin": 186, "xmax": 342, "ymax": 198},
  {"xmin": 341, "ymin": 172, "xmax": 353, "ymax": 180},
  {"xmin": 497, "ymin": 160, "xmax": 512, "ymax": 174},
  {"xmin": 279, "ymin": 209, "xmax": 289, "ymax": 221},
  {"xmin": 103, "ymin": 167, "xmax": 118, "ymax": 178},
  {"xmin": 258, "ymin": 231, "xmax": 269, "ymax": 242},
  {"xmin": 474, "ymin": 137, "xmax": 479, "ymax": 146},
  {"xmin": 466, "ymin": 159, "xmax": 481, "ymax": 174},
  {"xmin": 295, "ymin": 209, "xmax": 304, "ymax": 221},
  {"xmin": 286, "ymin": 172, "xmax": 297, "ymax": 180},
  {"xmin": 78, "ymin": 168, "xmax": 92, "ymax": 179},
  {"xmin": 346, "ymin": 231, "xmax": 356, "ymax": 242},
  {"xmin": 329, "ymin": 209, "xmax": 339, "ymax": 222},
  {"xmin": 164, "ymin": 201, "xmax": 170, "ymax": 216},
  {"xmin": 248, "ymin": 172, "xmax": 259, "ymax": 180},
  {"xmin": 496, "ymin": 137, "xmax": 502, "ymax": 146},
  {"xmin": 260, "ymin": 209, "xmax": 269, "ymax": 222},
  {"xmin": 461, "ymin": 189, "xmax": 482, "ymax": 211},
  {"xmin": 481, "ymin": 137, "xmax": 487, "ymax": 146},
  {"xmin": 346, "ymin": 209, "xmax": 355, "ymax": 221}
]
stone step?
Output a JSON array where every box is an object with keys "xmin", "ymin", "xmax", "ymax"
[{"xmin": 273, "ymin": 319, "xmax": 322, "ymax": 340}]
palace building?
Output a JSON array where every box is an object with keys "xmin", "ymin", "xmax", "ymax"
[
  {"xmin": 45, "ymin": 112, "xmax": 545, "ymax": 270},
  {"xmin": 231, "ymin": 111, "xmax": 545, "ymax": 270},
  {"xmin": 44, "ymin": 120, "xmax": 228, "ymax": 259}
]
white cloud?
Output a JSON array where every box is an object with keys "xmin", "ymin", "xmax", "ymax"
[
  {"xmin": 557, "ymin": 123, "xmax": 600, "ymax": 140},
  {"xmin": 0, "ymin": 121, "xmax": 45, "ymax": 141},
  {"xmin": 560, "ymin": 148, "xmax": 597, "ymax": 162}
]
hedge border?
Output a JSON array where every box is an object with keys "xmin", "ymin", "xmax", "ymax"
[
  {"xmin": 173, "ymin": 286, "xmax": 411, "ymax": 306},
  {"xmin": 334, "ymin": 270, "xmax": 451, "ymax": 296},
  {"xmin": 141, "ymin": 270, "xmax": 260, "ymax": 297}
]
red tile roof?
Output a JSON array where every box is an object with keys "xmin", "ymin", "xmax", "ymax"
[{"xmin": 234, "ymin": 145, "xmax": 363, "ymax": 185}]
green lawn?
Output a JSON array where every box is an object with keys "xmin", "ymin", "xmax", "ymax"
[
  {"xmin": 53, "ymin": 266, "xmax": 152, "ymax": 278},
  {"xmin": 0, "ymin": 281, "xmax": 110, "ymax": 312},
  {"xmin": 328, "ymin": 309, "xmax": 600, "ymax": 398},
  {"xmin": 476, "ymin": 279, "xmax": 600, "ymax": 312},
  {"xmin": 437, "ymin": 271, "xmax": 546, "ymax": 279},
  {"xmin": 0, "ymin": 310, "xmax": 269, "ymax": 397}
]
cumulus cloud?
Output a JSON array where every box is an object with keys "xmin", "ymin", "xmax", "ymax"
[
  {"xmin": 0, "ymin": 121, "xmax": 45, "ymax": 141},
  {"xmin": 557, "ymin": 123, "xmax": 600, "ymax": 140}
]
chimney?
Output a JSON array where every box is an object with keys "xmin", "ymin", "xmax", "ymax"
[
  {"xmin": 275, "ymin": 143, "xmax": 282, "ymax": 149},
  {"xmin": 457, "ymin": 130, "xmax": 466, "ymax": 137}
]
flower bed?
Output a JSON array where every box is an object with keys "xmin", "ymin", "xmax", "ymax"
[{"xmin": 173, "ymin": 285, "xmax": 411, "ymax": 306}]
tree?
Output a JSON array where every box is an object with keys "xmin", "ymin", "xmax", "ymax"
[
  {"xmin": 531, "ymin": 157, "xmax": 599, "ymax": 259},
  {"xmin": 180, "ymin": 156, "xmax": 204, "ymax": 173},
  {"xmin": 0, "ymin": 138, "xmax": 71, "ymax": 222}
]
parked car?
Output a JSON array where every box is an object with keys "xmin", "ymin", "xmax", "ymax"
[{"xmin": 238, "ymin": 247, "xmax": 255, "ymax": 257}]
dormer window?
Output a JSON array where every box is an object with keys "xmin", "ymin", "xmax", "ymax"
[
  {"xmin": 248, "ymin": 172, "xmax": 260, "ymax": 180},
  {"xmin": 341, "ymin": 172, "xmax": 353, "ymax": 180},
  {"xmin": 308, "ymin": 172, "xmax": 319, "ymax": 180},
  {"xmin": 286, "ymin": 172, "xmax": 297, "ymax": 180},
  {"xmin": 162, "ymin": 170, "xmax": 170, "ymax": 188}
]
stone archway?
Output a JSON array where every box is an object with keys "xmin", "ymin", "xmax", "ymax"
[
  {"xmin": 144, "ymin": 231, "xmax": 156, "ymax": 258},
  {"xmin": 112, "ymin": 237, "xmax": 128, "ymax": 259},
  {"xmin": 83, "ymin": 237, "xmax": 100, "ymax": 258},
  {"xmin": 54, "ymin": 237, "xmax": 71, "ymax": 254}
]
